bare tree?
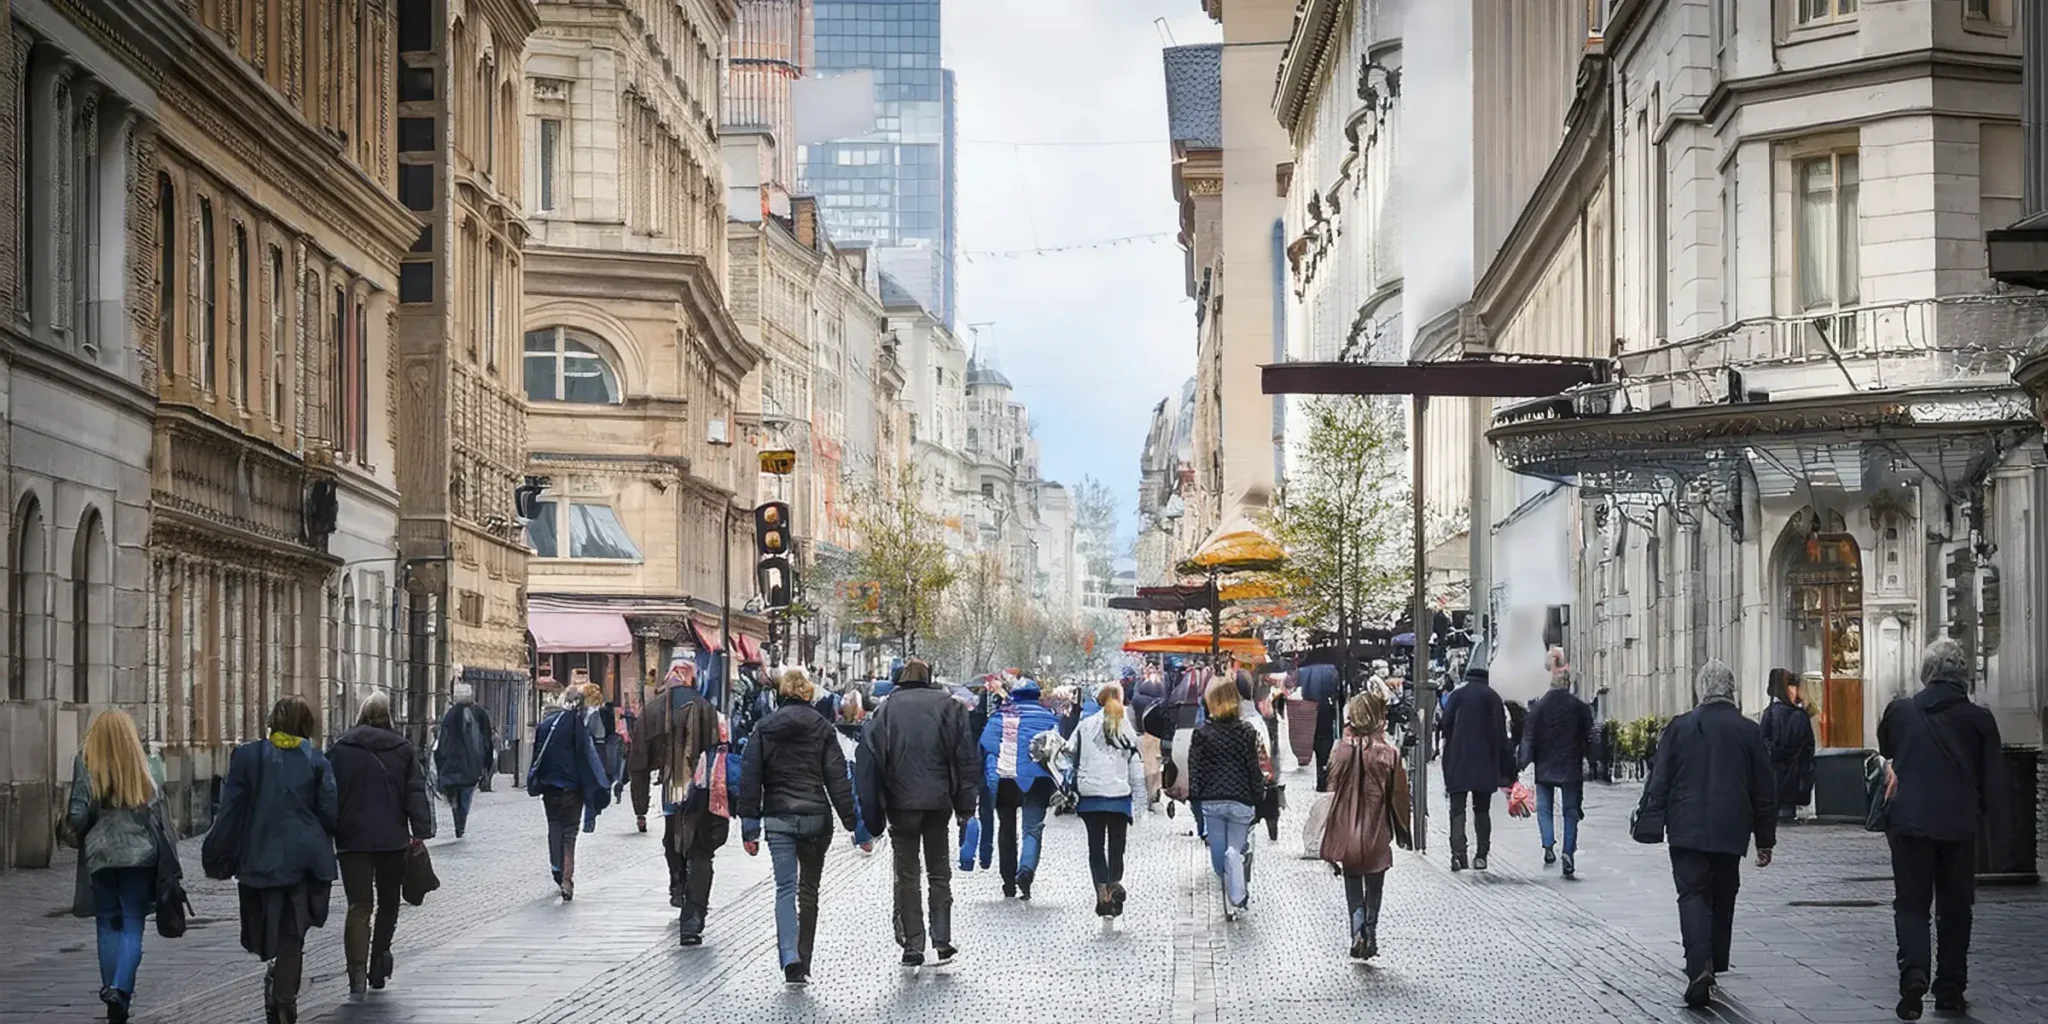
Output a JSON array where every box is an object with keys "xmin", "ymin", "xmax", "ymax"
[{"xmin": 843, "ymin": 464, "xmax": 958, "ymax": 655}]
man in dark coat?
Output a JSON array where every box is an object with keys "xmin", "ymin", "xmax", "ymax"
[
  {"xmin": 630, "ymin": 659, "xmax": 729, "ymax": 946},
  {"xmin": 1520, "ymin": 664, "xmax": 1593, "ymax": 875},
  {"xmin": 1639, "ymin": 660, "xmax": 1776, "ymax": 1009},
  {"xmin": 432, "ymin": 683, "xmax": 495, "ymax": 838},
  {"xmin": 1438, "ymin": 666, "xmax": 1513, "ymax": 871},
  {"xmin": 1759, "ymin": 670, "xmax": 1817, "ymax": 823},
  {"xmin": 1294, "ymin": 663, "xmax": 1340, "ymax": 791},
  {"xmin": 1877, "ymin": 639, "xmax": 2009, "ymax": 1020},
  {"xmin": 855, "ymin": 658, "xmax": 979, "ymax": 967},
  {"xmin": 327, "ymin": 692, "xmax": 434, "ymax": 997}
]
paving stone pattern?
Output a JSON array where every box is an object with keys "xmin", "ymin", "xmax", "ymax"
[{"xmin": 1, "ymin": 753, "xmax": 2043, "ymax": 1023}]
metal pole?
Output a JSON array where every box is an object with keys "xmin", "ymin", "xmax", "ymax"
[
  {"xmin": 1411, "ymin": 394, "xmax": 1432, "ymax": 855},
  {"xmin": 721, "ymin": 505, "xmax": 734, "ymax": 712}
]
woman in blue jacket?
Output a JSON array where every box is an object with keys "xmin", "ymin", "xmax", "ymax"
[
  {"xmin": 527, "ymin": 689, "xmax": 612, "ymax": 900},
  {"xmin": 216, "ymin": 696, "xmax": 339, "ymax": 1024},
  {"xmin": 978, "ymin": 679, "xmax": 1061, "ymax": 899}
]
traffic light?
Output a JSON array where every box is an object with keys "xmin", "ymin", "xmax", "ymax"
[
  {"xmin": 758, "ymin": 556, "xmax": 794, "ymax": 611},
  {"xmin": 754, "ymin": 501, "xmax": 791, "ymax": 557}
]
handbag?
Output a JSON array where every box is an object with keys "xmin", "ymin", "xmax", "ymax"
[
  {"xmin": 201, "ymin": 742, "xmax": 265, "ymax": 880},
  {"xmin": 402, "ymin": 840, "xmax": 441, "ymax": 906},
  {"xmin": 1867, "ymin": 700, "xmax": 1969, "ymax": 833},
  {"xmin": 147, "ymin": 805, "xmax": 192, "ymax": 939}
]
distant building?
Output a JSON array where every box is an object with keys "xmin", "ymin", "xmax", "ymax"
[{"xmin": 802, "ymin": 0, "xmax": 957, "ymax": 328}]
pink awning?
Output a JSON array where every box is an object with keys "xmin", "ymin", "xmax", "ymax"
[{"xmin": 528, "ymin": 612, "xmax": 633, "ymax": 654}]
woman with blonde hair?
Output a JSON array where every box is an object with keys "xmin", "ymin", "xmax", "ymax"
[
  {"xmin": 68, "ymin": 710, "xmax": 174, "ymax": 1023},
  {"xmin": 1187, "ymin": 676, "xmax": 1270, "ymax": 920},
  {"xmin": 1321, "ymin": 684, "xmax": 1412, "ymax": 961},
  {"xmin": 1064, "ymin": 681, "xmax": 1148, "ymax": 918},
  {"xmin": 736, "ymin": 666, "xmax": 862, "ymax": 984}
]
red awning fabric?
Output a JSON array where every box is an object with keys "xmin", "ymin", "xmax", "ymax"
[
  {"xmin": 528, "ymin": 612, "xmax": 633, "ymax": 654},
  {"xmin": 690, "ymin": 619, "xmax": 725, "ymax": 653},
  {"xmin": 733, "ymin": 634, "xmax": 764, "ymax": 665}
]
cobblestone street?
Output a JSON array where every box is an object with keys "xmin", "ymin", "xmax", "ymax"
[{"xmin": 4, "ymin": 750, "xmax": 2045, "ymax": 1024}]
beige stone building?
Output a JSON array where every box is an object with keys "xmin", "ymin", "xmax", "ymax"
[
  {"xmin": 394, "ymin": 0, "xmax": 538, "ymax": 746},
  {"xmin": 521, "ymin": 0, "xmax": 768, "ymax": 706}
]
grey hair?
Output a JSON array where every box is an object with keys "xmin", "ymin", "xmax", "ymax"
[
  {"xmin": 451, "ymin": 682, "xmax": 475, "ymax": 704},
  {"xmin": 1920, "ymin": 638, "xmax": 1970, "ymax": 686},
  {"xmin": 358, "ymin": 690, "xmax": 395, "ymax": 729},
  {"xmin": 1694, "ymin": 659, "xmax": 1738, "ymax": 706}
]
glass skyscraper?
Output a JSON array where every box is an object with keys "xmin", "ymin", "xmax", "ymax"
[{"xmin": 803, "ymin": 0, "xmax": 957, "ymax": 328}]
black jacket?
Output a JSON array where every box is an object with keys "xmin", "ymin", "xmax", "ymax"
[
  {"xmin": 737, "ymin": 700, "xmax": 857, "ymax": 830},
  {"xmin": 1877, "ymin": 682, "xmax": 2009, "ymax": 847},
  {"xmin": 1760, "ymin": 698, "xmax": 1816, "ymax": 808},
  {"xmin": 855, "ymin": 681, "xmax": 979, "ymax": 835},
  {"xmin": 433, "ymin": 701, "xmax": 495, "ymax": 790},
  {"xmin": 1440, "ymin": 681, "xmax": 1514, "ymax": 794},
  {"xmin": 1642, "ymin": 701, "xmax": 1777, "ymax": 856},
  {"xmin": 1520, "ymin": 688, "xmax": 1593, "ymax": 785},
  {"xmin": 1188, "ymin": 717, "xmax": 1266, "ymax": 807},
  {"xmin": 328, "ymin": 725, "xmax": 434, "ymax": 854}
]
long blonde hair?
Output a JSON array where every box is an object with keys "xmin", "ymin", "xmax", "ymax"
[
  {"xmin": 1096, "ymin": 682, "xmax": 1127, "ymax": 741},
  {"xmin": 82, "ymin": 710, "xmax": 154, "ymax": 810}
]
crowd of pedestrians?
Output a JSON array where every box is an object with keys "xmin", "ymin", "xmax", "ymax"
[{"xmin": 55, "ymin": 634, "xmax": 2012, "ymax": 1020}]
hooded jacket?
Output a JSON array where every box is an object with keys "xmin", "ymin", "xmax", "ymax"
[
  {"xmin": 737, "ymin": 698, "xmax": 858, "ymax": 834},
  {"xmin": 1878, "ymin": 681, "xmax": 2009, "ymax": 846},
  {"xmin": 979, "ymin": 685, "xmax": 1061, "ymax": 792},
  {"xmin": 329, "ymin": 724, "xmax": 435, "ymax": 854},
  {"xmin": 1064, "ymin": 709, "xmax": 1147, "ymax": 804},
  {"xmin": 1520, "ymin": 687, "xmax": 1594, "ymax": 786},
  {"xmin": 855, "ymin": 676, "xmax": 980, "ymax": 836}
]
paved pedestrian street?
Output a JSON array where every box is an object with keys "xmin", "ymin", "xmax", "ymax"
[{"xmin": 3, "ymin": 766, "xmax": 2043, "ymax": 1024}]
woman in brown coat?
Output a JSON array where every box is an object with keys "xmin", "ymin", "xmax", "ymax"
[{"xmin": 1320, "ymin": 685, "xmax": 1412, "ymax": 961}]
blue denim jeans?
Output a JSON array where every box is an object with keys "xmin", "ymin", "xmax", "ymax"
[
  {"xmin": 445, "ymin": 786, "xmax": 476, "ymax": 834},
  {"xmin": 765, "ymin": 816, "xmax": 830, "ymax": 968},
  {"xmin": 92, "ymin": 866, "xmax": 151, "ymax": 995},
  {"xmin": 1202, "ymin": 800, "xmax": 1256, "ymax": 907},
  {"xmin": 1536, "ymin": 782, "xmax": 1582, "ymax": 855},
  {"xmin": 995, "ymin": 779, "xmax": 1051, "ymax": 883}
]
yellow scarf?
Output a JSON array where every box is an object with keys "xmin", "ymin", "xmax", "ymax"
[{"xmin": 269, "ymin": 731, "xmax": 304, "ymax": 750}]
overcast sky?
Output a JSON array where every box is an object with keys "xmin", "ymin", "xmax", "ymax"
[{"xmin": 945, "ymin": 2, "xmax": 1223, "ymax": 544}]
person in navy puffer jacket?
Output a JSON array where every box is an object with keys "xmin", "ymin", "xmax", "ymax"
[
  {"xmin": 526, "ymin": 689, "xmax": 611, "ymax": 901},
  {"xmin": 979, "ymin": 679, "xmax": 1061, "ymax": 900}
]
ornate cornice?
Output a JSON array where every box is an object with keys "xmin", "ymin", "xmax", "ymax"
[{"xmin": 1274, "ymin": 0, "xmax": 1344, "ymax": 134}]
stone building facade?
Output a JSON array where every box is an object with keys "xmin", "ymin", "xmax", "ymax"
[
  {"xmin": 521, "ymin": 0, "xmax": 765, "ymax": 707},
  {"xmin": 394, "ymin": 0, "xmax": 538, "ymax": 747}
]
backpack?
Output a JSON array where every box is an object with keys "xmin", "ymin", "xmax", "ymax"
[{"xmin": 1028, "ymin": 728, "xmax": 1066, "ymax": 772}]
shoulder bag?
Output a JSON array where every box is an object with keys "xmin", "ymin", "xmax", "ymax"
[
  {"xmin": 201, "ymin": 743, "xmax": 264, "ymax": 880},
  {"xmin": 1867, "ymin": 701, "xmax": 1969, "ymax": 833},
  {"xmin": 147, "ymin": 804, "xmax": 192, "ymax": 938}
]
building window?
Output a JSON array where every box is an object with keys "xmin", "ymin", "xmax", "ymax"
[
  {"xmin": 234, "ymin": 224, "xmax": 251, "ymax": 406},
  {"xmin": 269, "ymin": 246, "xmax": 286, "ymax": 422},
  {"xmin": 9, "ymin": 495, "xmax": 44, "ymax": 701},
  {"xmin": 1964, "ymin": 0, "xmax": 1992, "ymax": 19},
  {"xmin": 157, "ymin": 173, "xmax": 177, "ymax": 376},
  {"xmin": 523, "ymin": 327, "xmax": 622, "ymax": 404},
  {"xmin": 333, "ymin": 284, "xmax": 349, "ymax": 453},
  {"xmin": 482, "ymin": 61, "xmax": 496, "ymax": 177},
  {"xmin": 1981, "ymin": 122, "xmax": 2023, "ymax": 232},
  {"xmin": 198, "ymin": 199, "xmax": 218, "ymax": 392},
  {"xmin": 485, "ymin": 244, "xmax": 500, "ymax": 371},
  {"xmin": 1796, "ymin": 151, "xmax": 1859, "ymax": 311},
  {"xmin": 525, "ymin": 499, "xmax": 643, "ymax": 561},
  {"xmin": 539, "ymin": 118, "xmax": 561, "ymax": 211},
  {"xmin": 1794, "ymin": 0, "xmax": 1857, "ymax": 26},
  {"xmin": 71, "ymin": 509, "xmax": 104, "ymax": 705},
  {"xmin": 355, "ymin": 297, "xmax": 369, "ymax": 457}
]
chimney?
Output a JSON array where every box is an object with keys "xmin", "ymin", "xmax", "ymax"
[{"xmin": 793, "ymin": 196, "xmax": 820, "ymax": 251}]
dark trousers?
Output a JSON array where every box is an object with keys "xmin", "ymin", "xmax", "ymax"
[
  {"xmin": 1448, "ymin": 789, "xmax": 1493, "ymax": 859},
  {"xmin": 1670, "ymin": 847, "xmax": 1742, "ymax": 977},
  {"xmin": 976, "ymin": 779, "xmax": 997, "ymax": 869},
  {"xmin": 1344, "ymin": 870, "xmax": 1386, "ymax": 939},
  {"xmin": 888, "ymin": 808, "xmax": 954, "ymax": 953},
  {"xmin": 665, "ymin": 811, "xmax": 723, "ymax": 937},
  {"xmin": 269, "ymin": 934, "xmax": 307, "ymax": 1016},
  {"xmin": 1889, "ymin": 834, "xmax": 1975, "ymax": 997},
  {"xmin": 1080, "ymin": 810, "xmax": 1129, "ymax": 886},
  {"xmin": 1313, "ymin": 702, "xmax": 1337, "ymax": 792},
  {"xmin": 338, "ymin": 850, "xmax": 405, "ymax": 977},
  {"xmin": 541, "ymin": 788, "xmax": 583, "ymax": 882},
  {"xmin": 995, "ymin": 779, "xmax": 1052, "ymax": 884}
]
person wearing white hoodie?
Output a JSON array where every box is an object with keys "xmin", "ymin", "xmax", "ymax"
[{"xmin": 1063, "ymin": 682, "xmax": 1149, "ymax": 918}]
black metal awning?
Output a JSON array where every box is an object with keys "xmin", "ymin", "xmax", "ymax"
[
  {"xmin": 1988, "ymin": 212, "xmax": 2048, "ymax": 291},
  {"xmin": 1262, "ymin": 357, "xmax": 1610, "ymax": 399},
  {"xmin": 1107, "ymin": 583, "xmax": 1218, "ymax": 614}
]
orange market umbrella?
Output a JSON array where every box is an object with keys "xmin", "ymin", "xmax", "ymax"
[
  {"xmin": 1123, "ymin": 633, "xmax": 1269, "ymax": 662},
  {"xmin": 1177, "ymin": 515, "xmax": 1287, "ymax": 575}
]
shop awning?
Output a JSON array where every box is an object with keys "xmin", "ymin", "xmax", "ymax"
[
  {"xmin": 689, "ymin": 619, "xmax": 725, "ymax": 653},
  {"xmin": 528, "ymin": 612, "xmax": 633, "ymax": 654},
  {"xmin": 733, "ymin": 634, "xmax": 764, "ymax": 665}
]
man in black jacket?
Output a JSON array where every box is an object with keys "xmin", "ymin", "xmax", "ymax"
[
  {"xmin": 1439, "ymin": 666, "xmax": 1513, "ymax": 871},
  {"xmin": 856, "ymin": 659, "xmax": 979, "ymax": 968},
  {"xmin": 1520, "ymin": 661, "xmax": 1593, "ymax": 875},
  {"xmin": 1877, "ymin": 639, "xmax": 2010, "ymax": 1020},
  {"xmin": 1640, "ymin": 660, "xmax": 1776, "ymax": 1009}
]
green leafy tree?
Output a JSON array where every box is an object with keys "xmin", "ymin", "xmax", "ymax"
[
  {"xmin": 844, "ymin": 465, "xmax": 957, "ymax": 654},
  {"xmin": 1260, "ymin": 396, "xmax": 1412, "ymax": 643}
]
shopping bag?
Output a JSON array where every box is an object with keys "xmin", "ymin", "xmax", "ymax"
[
  {"xmin": 1301, "ymin": 791, "xmax": 1334, "ymax": 859},
  {"xmin": 1506, "ymin": 780, "xmax": 1535, "ymax": 818},
  {"xmin": 402, "ymin": 840, "xmax": 441, "ymax": 906}
]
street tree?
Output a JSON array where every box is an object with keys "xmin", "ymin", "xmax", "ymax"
[
  {"xmin": 1260, "ymin": 396, "xmax": 1412, "ymax": 673},
  {"xmin": 1072, "ymin": 475, "xmax": 1120, "ymax": 582},
  {"xmin": 843, "ymin": 464, "xmax": 957, "ymax": 655},
  {"xmin": 929, "ymin": 548, "xmax": 1008, "ymax": 678}
]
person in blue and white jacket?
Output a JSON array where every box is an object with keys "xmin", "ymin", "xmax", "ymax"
[
  {"xmin": 1063, "ymin": 681, "xmax": 1149, "ymax": 919},
  {"xmin": 978, "ymin": 679, "xmax": 1061, "ymax": 900}
]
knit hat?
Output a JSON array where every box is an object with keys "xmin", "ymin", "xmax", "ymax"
[
  {"xmin": 1920, "ymin": 638, "xmax": 1970, "ymax": 686},
  {"xmin": 1463, "ymin": 666, "xmax": 1490, "ymax": 686},
  {"xmin": 1694, "ymin": 659, "xmax": 1737, "ymax": 705},
  {"xmin": 1011, "ymin": 679, "xmax": 1041, "ymax": 700}
]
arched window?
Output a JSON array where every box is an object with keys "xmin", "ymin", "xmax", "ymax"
[
  {"xmin": 157, "ymin": 172, "xmax": 177, "ymax": 377},
  {"xmin": 71, "ymin": 509, "xmax": 107, "ymax": 705},
  {"xmin": 198, "ymin": 197, "xmax": 217, "ymax": 392},
  {"xmin": 10, "ymin": 494, "xmax": 47, "ymax": 700},
  {"xmin": 523, "ymin": 327, "xmax": 622, "ymax": 404}
]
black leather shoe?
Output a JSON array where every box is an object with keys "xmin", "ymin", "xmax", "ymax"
[
  {"xmin": 1684, "ymin": 970, "xmax": 1714, "ymax": 1009},
  {"xmin": 1932, "ymin": 993, "xmax": 1967, "ymax": 1014},
  {"xmin": 1897, "ymin": 970, "xmax": 1928, "ymax": 1021}
]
